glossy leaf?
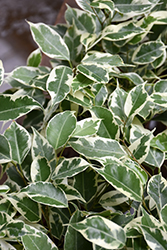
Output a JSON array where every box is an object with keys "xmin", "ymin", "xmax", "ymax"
[
  {"xmin": 72, "ymin": 118, "xmax": 100, "ymax": 137},
  {"xmin": 0, "ymin": 60, "xmax": 4, "ymax": 86},
  {"xmin": 0, "ymin": 185, "xmax": 10, "ymax": 194},
  {"xmin": 22, "ymin": 231, "xmax": 58, "ymax": 250},
  {"xmin": 91, "ymin": 83, "xmax": 108, "ymax": 106},
  {"xmin": 161, "ymin": 204, "xmax": 167, "ymax": 225},
  {"xmin": 94, "ymin": 157, "xmax": 143, "ymax": 201},
  {"xmin": 67, "ymin": 91, "xmax": 92, "ymax": 108},
  {"xmin": 46, "ymin": 66, "xmax": 73, "ymax": 105},
  {"xmin": 0, "ymin": 134, "xmax": 11, "ymax": 164},
  {"xmin": 52, "ymin": 157, "xmax": 89, "ymax": 180},
  {"xmin": 99, "ymin": 190, "xmax": 128, "ymax": 208},
  {"xmin": 31, "ymin": 156, "xmax": 51, "ymax": 182},
  {"xmin": 4, "ymin": 121, "xmax": 31, "ymax": 164},
  {"xmin": 59, "ymin": 184, "xmax": 85, "ymax": 202},
  {"xmin": 154, "ymin": 80, "xmax": 167, "ymax": 93},
  {"xmin": 144, "ymin": 147, "xmax": 165, "ymax": 168},
  {"xmin": 70, "ymin": 215, "xmax": 126, "ymax": 249},
  {"xmin": 0, "ymin": 94, "xmax": 42, "ymax": 121},
  {"xmin": 28, "ymin": 21, "xmax": 70, "ymax": 61},
  {"xmin": 90, "ymin": 0, "xmax": 114, "ymax": 14},
  {"xmin": 21, "ymin": 182, "xmax": 68, "ymax": 208},
  {"xmin": 151, "ymin": 92, "xmax": 167, "ymax": 108},
  {"xmin": 0, "ymin": 239, "xmax": 17, "ymax": 250},
  {"xmin": 46, "ymin": 111, "xmax": 76, "ymax": 150},
  {"xmin": 7, "ymin": 192, "xmax": 41, "ymax": 223},
  {"xmin": 71, "ymin": 73, "xmax": 94, "ymax": 93},
  {"xmin": 150, "ymin": 130, "xmax": 167, "ymax": 152},
  {"xmin": 75, "ymin": 0, "xmax": 94, "ymax": 14},
  {"xmin": 49, "ymin": 210, "xmax": 63, "ymax": 240},
  {"xmin": 69, "ymin": 136, "xmax": 126, "ymax": 159},
  {"xmin": 27, "ymin": 48, "xmax": 42, "ymax": 67},
  {"xmin": 0, "ymin": 212, "xmax": 11, "ymax": 230}
]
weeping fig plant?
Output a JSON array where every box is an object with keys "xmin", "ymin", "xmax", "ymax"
[{"xmin": 1, "ymin": 0, "xmax": 167, "ymax": 249}]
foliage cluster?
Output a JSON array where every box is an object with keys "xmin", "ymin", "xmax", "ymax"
[{"xmin": 0, "ymin": 0, "xmax": 167, "ymax": 249}]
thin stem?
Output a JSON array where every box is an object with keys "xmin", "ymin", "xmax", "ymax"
[{"xmin": 68, "ymin": 60, "xmax": 73, "ymax": 69}]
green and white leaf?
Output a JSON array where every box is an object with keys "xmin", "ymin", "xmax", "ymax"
[
  {"xmin": 59, "ymin": 184, "xmax": 86, "ymax": 202},
  {"xmin": 0, "ymin": 184, "xmax": 10, "ymax": 194},
  {"xmin": 28, "ymin": 21, "xmax": 70, "ymax": 61},
  {"xmin": 91, "ymin": 83, "xmax": 108, "ymax": 106},
  {"xmin": 119, "ymin": 72, "xmax": 144, "ymax": 85},
  {"xmin": 4, "ymin": 121, "xmax": 31, "ymax": 164},
  {"xmin": 150, "ymin": 92, "xmax": 167, "ymax": 108},
  {"xmin": 0, "ymin": 198, "xmax": 16, "ymax": 218},
  {"xmin": 144, "ymin": 147, "xmax": 165, "ymax": 168},
  {"xmin": 99, "ymin": 190, "xmax": 128, "ymax": 208},
  {"xmin": 161, "ymin": 204, "xmax": 167, "ymax": 225},
  {"xmin": 91, "ymin": 106, "xmax": 119, "ymax": 139},
  {"xmin": 71, "ymin": 73, "xmax": 94, "ymax": 93},
  {"xmin": 0, "ymin": 134, "xmax": 11, "ymax": 164},
  {"xmin": 52, "ymin": 157, "xmax": 89, "ymax": 180},
  {"xmin": 150, "ymin": 130, "xmax": 167, "ymax": 152},
  {"xmin": 0, "ymin": 212, "xmax": 12, "ymax": 230},
  {"xmin": 31, "ymin": 156, "xmax": 51, "ymax": 182},
  {"xmin": 21, "ymin": 182, "xmax": 68, "ymax": 208},
  {"xmin": 70, "ymin": 215, "xmax": 126, "ymax": 249},
  {"xmin": 69, "ymin": 136, "xmax": 126, "ymax": 159},
  {"xmin": 77, "ymin": 64, "xmax": 109, "ymax": 83},
  {"xmin": 46, "ymin": 66, "xmax": 73, "ymax": 105},
  {"xmin": 49, "ymin": 210, "xmax": 63, "ymax": 240},
  {"xmin": 90, "ymin": 0, "xmax": 114, "ymax": 15},
  {"xmin": 46, "ymin": 111, "xmax": 76, "ymax": 150},
  {"xmin": 151, "ymin": 49, "xmax": 167, "ymax": 69},
  {"xmin": 154, "ymin": 80, "xmax": 167, "ymax": 93},
  {"xmin": 72, "ymin": 118, "xmax": 100, "ymax": 137},
  {"xmin": 0, "ymin": 239, "xmax": 17, "ymax": 250},
  {"xmin": 22, "ymin": 231, "xmax": 58, "ymax": 250},
  {"xmin": 132, "ymin": 40, "xmax": 165, "ymax": 65},
  {"xmin": 0, "ymin": 60, "xmax": 4, "ymax": 86},
  {"xmin": 0, "ymin": 94, "xmax": 42, "ymax": 121},
  {"xmin": 94, "ymin": 157, "xmax": 143, "ymax": 201},
  {"xmin": 67, "ymin": 90, "xmax": 92, "ymax": 108},
  {"xmin": 7, "ymin": 192, "xmax": 41, "ymax": 223},
  {"xmin": 130, "ymin": 117, "xmax": 150, "ymax": 143},
  {"xmin": 27, "ymin": 48, "xmax": 42, "ymax": 67}
]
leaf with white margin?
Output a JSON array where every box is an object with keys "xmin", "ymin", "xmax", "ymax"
[
  {"xmin": 58, "ymin": 184, "xmax": 86, "ymax": 202},
  {"xmin": 0, "ymin": 94, "xmax": 42, "ymax": 121},
  {"xmin": 150, "ymin": 130, "xmax": 167, "ymax": 152},
  {"xmin": 67, "ymin": 90, "xmax": 92, "ymax": 107},
  {"xmin": 46, "ymin": 66, "xmax": 73, "ymax": 105},
  {"xmin": 52, "ymin": 157, "xmax": 89, "ymax": 180},
  {"xmin": 0, "ymin": 134, "xmax": 11, "ymax": 164},
  {"xmin": 46, "ymin": 111, "xmax": 76, "ymax": 150},
  {"xmin": 119, "ymin": 72, "xmax": 144, "ymax": 85},
  {"xmin": 75, "ymin": 0, "xmax": 94, "ymax": 14},
  {"xmin": 7, "ymin": 192, "xmax": 41, "ymax": 223},
  {"xmin": 0, "ymin": 198, "xmax": 16, "ymax": 217},
  {"xmin": 0, "ymin": 60, "xmax": 4, "ymax": 86},
  {"xmin": 94, "ymin": 157, "xmax": 143, "ymax": 201},
  {"xmin": 150, "ymin": 92, "xmax": 167, "ymax": 108},
  {"xmin": 132, "ymin": 40, "xmax": 165, "ymax": 65},
  {"xmin": 154, "ymin": 80, "xmax": 167, "ymax": 93},
  {"xmin": 0, "ymin": 212, "xmax": 12, "ymax": 230},
  {"xmin": 31, "ymin": 128, "xmax": 56, "ymax": 173},
  {"xmin": 102, "ymin": 21, "xmax": 144, "ymax": 41},
  {"xmin": 124, "ymin": 84, "xmax": 148, "ymax": 120},
  {"xmin": 70, "ymin": 215, "xmax": 126, "ymax": 249},
  {"xmin": 65, "ymin": 6, "xmax": 96, "ymax": 35},
  {"xmin": 31, "ymin": 156, "xmax": 51, "ymax": 182},
  {"xmin": 81, "ymin": 33, "xmax": 101, "ymax": 51},
  {"xmin": 91, "ymin": 83, "xmax": 108, "ymax": 106},
  {"xmin": 22, "ymin": 231, "xmax": 58, "ymax": 250},
  {"xmin": 152, "ymin": 49, "xmax": 166, "ymax": 69},
  {"xmin": 27, "ymin": 48, "xmax": 42, "ymax": 67},
  {"xmin": 129, "ymin": 132, "xmax": 153, "ymax": 163},
  {"xmin": 144, "ymin": 147, "xmax": 165, "ymax": 168},
  {"xmin": 28, "ymin": 21, "xmax": 69, "ymax": 61},
  {"xmin": 77, "ymin": 64, "xmax": 109, "ymax": 83},
  {"xmin": 21, "ymin": 181, "xmax": 68, "ymax": 208},
  {"xmin": 71, "ymin": 73, "xmax": 94, "ymax": 93},
  {"xmin": 64, "ymin": 209, "xmax": 93, "ymax": 250},
  {"xmin": 4, "ymin": 121, "xmax": 31, "ymax": 164},
  {"xmin": 147, "ymin": 173, "xmax": 167, "ymax": 212},
  {"xmin": 91, "ymin": 106, "xmax": 119, "ymax": 139},
  {"xmin": 150, "ymin": 11, "xmax": 167, "ymax": 25},
  {"xmin": 90, "ymin": 0, "xmax": 114, "ymax": 15},
  {"xmin": 99, "ymin": 190, "xmax": 128, "ymax": 208},
  {"xmin": 108, "ymin": 85, "xmax": 128, "ymax": 125},
  {"xmin": 0, "ymin": 239, "xmax": 17, "ymax": 250},
  {"xmin": 69, "ymin": 136, "xmax": 126, "ymax": 159},
  {"xmin": 72, "ymin": 118, "xmax": 100, "ymax": 137},
  {"xmin": 140, "ymin": 208, "xmax": 167, "ymax": 250},
  {"xmin": 0, "ymin": 185, "xmax": 10, "ymax": 194},
  {"xmin": 49, "ymin": 210, "xmax": 63, "ymax": 240},
  {"xmin": 161, "ymin": 204, "xmax": 167, "ymax": 225},
  {"xmin": 130, "ymin": 117, "xmax": 150, "ymax": 143}
]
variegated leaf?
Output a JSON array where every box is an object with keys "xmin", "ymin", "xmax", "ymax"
[
  {"xmin": 64, "ymin": 210, "xmax": 93, "ymax": 250},
  {"xmin": 31, "ymin": 127, "xmax": 56, "ymax": 173},
  {"xmin": 129, "ymin": 133, "xmax": 153, "ymax": 163},
  {"xmin": 91, "ymin": 106, "xmax": 119, "ymax": 139},
  {"xmin": 0, "ymin": 212, "xmax": 12, "ymax": 230},
  {"xmin": 46, "ymin": 111, "xmax": 76, "ymax": 150},
  {"xmin": 46, "ymin": 66, "xmax": 73, "ymax": 105},
  {"xmin": 7, "ymin": 192, "xmax": 41, "ymax": 223},
  {"xmin": 161, "ymin": 204, "xmax": 167, "ymax": 225},
  {"xmin": 132, "ymin": 40, "xmax": 165, "ymax": 65},
  {"xmin": 154, "ymin": 80, "xmax": 167, "ymax": 93},
  {"xmin": 71, "ymin": 73, "xmax": 94, "ymax": 93},
  {"xmin": 67, "ymin": 90, "xmax": 92, "ymax": 107},
  {"xmin": 99, "ymin": 190, "xmax": 128, "ymax": 208},
  {"xmin": 21, "ymin": 181, "xmax": 68, "ymax": 208},
  {"xmin": 27, "ymin": 48, "xmax": 42, "ymax": 67},
  {"xmin": 49, "ymin": 210, "xmax": 63, "ymax": 240},
  {"xmin": 150, "ymin": 92, "xmax": 167, "ymax": 108},
  {"xmin": 144, "ymin": 147, "xmax": 165, "ymax": 168},
  {"xmin": 147, "ymin": 173, "xmax": 167, "ymax": 212},
  {"xmin": 31, "ymin": 156, "xmax": 51, "ymax": 182},
  {"xmin": 0, "ymin": 185, "xmax": 10, "ymax": 194},
  {"xmin": 151, "ymin": 10, "xmax": 167, "ymax": 25},
  {"xmin": 59, "ymin": 184, "xmax": 85, "ymax": 202},
  {"xmin": 151, "ymin": 49, "xmax": 167, "ymax": 69},
  {"xmin": 130, "ymin": 117, "xmax": 150, "ymax": 143},
  {"xmin": 90, "ymin": 0, "xmax": 114, "ymax": 15},
  {"xmin": 28, "ymin": 21, "xmax": 70, "ymax": 61},
  {"xmin": 69, "ymin": 136, "xmax": 126, "ymax": 159},
  {"xmin": 70, "ymin": 215, "xmax": 126, "ymax": 249},
  {"xmin": 4, "ymin": 121, "xmax": 31, "ymax": 164},
  {"xmin": 102, "ymin": 21, "xmax": 144, "ymax": 41},
  {"xmin": 94, "ymin": 157, "xmax": 143, "ymax": 201},
  {"xmin": 0, "ymin": 94, "xmax": 42, "ymax": 121},
  {"xmin": 0, "ymin": 134, "xmax": 11, "ymax": 164},
  {"xmin": 0, "ymin": 60, "xmax": 4, "ymax": 86},
  {"xmin": 91, "ymin": 83, "xmax": 108, "ymax": 106},
  {"xmin": 72, "ymin": 118, "xmax": 100, "ymax": 137},
  {"xmin": 22, "ymin": 231, "xmax": 58, "ymax": 250},
  {"xmin": 0, "ymin": 239, "xmax": 17, "ymax": 250},
  {"xmin": 52, "ymin": 157, "xmax": 89, "ymax": 180},
  {"xmin": 150, "ymin": 130, "xmax": 167, "ymax": 152},
  {"xmin": 77, "ymin": 64, "xmax": 109, "ymax": 83},
  {"xmin": 119, "ymin": 72, "xmax": 144, "ymax": 85}
]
